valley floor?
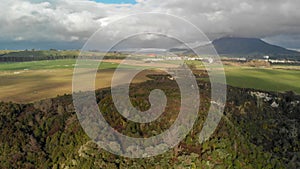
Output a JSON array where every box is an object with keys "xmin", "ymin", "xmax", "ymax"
[{"xmin": 0, "ymin": 59, "xmax": 300, "ymax": 103}]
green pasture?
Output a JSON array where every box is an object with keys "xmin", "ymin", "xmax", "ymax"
[
  {"xmin": 185, "ymin": 60, "xmax": 300, "ymax": 94},
  {"xmin": 224, "ymin": 67, "xmax": 300, "ymax": 94}
]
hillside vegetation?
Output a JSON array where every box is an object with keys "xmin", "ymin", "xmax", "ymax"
[{"xmin": 0, "ymin": 76, "xmax": 299, "ymax": 168}]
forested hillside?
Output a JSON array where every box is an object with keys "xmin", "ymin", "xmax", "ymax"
[{"xmin": 0, "ymin": 76, "xmax": 299, "ymax": 168}]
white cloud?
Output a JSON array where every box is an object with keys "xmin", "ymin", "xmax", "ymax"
[
  {"xmin": 14, "ymin": 36, "xmax": 25, "ymax": 41},
  {"xmin": 0, "ymin": 0, "xmax": 107, "ymax": 42},
  {"xmin": 1, "ymin": 0, "xmax": 300, "ymax": 49}
]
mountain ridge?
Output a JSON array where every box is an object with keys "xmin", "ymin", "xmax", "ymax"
[
  {"xmin": 212, "ymin": 37, "xmax": 300, "ymax": 59},
  {"xmin": 170, "ymin": 37, "xmax": 300, "ymax": 60}
]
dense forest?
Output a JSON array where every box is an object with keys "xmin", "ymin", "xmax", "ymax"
[
  {"xmin": 0, "ymin": 76, "xmax": 299, "ymax": 168},
  {"xmin": 0, "ymin": 50, "xmax": 127, "ymax": 62},
  {"xmin": 0, "ymin": 50, "xmax": 79, "ymax": 62}
]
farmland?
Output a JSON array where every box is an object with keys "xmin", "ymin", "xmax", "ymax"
[
  {"xmin": 0, "ymin": 59, "xmax": 159, "ymax": 103},
  {"xmin": 184, "ymin": 60, "xmax": 300, "ymax": 94},
  {"xmin": 0, "ymin": 59, "xmax": 300, "ymax": 103}
]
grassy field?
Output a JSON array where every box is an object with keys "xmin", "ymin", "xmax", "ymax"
[
  {"xmin": 186, "ymin": 60, "xmax": 300, "ymax": 94},
  {"xmin": 224, "ymin": 66, "xmax": 300, "ymax": 94},
  {"xmin": 0, "ymin": 59, "xmax": 77, "ymax": 71},
  {"xmin": 0, "ymin": 59, "xmax": 300, "ymax": 103},
  {"xmin": 0, "ymin": 59, "xmax": 128, "ymax": 71}
]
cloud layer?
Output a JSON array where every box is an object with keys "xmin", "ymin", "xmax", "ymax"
[{"xmin": 1, "ymin": 0, "xmax": 300, "ymax": 49}]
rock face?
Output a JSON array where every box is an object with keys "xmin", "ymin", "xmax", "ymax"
[{"xmin": 0, "ymin": 77, "xmax": 299, "ymax": 168}]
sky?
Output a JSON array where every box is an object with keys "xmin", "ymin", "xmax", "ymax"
[
  {"xmin": 1, "ymin": 0, "xmax": 300, "ymax": 50},
  {"xmin": 93, "ymin": 0, "xmax": 137, "ymax": 4}
]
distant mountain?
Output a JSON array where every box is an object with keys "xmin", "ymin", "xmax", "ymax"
[
  {"xmin": 212, "ymin": 37, "xmax": 300, "ymax": 59},
  {"xmin": 170, "ymin": 37, "xmax": 300, "ymax": 59}
]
